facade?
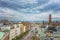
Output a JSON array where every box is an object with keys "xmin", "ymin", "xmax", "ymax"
[
  {"xmin": 9, "ymin": 23, "xmax": 28, "ymax": 40},
  {"xmin": 0, "ymin": 22, "xmax": 24, "ymax": 40},
  {"xmin": 9, "ymin": 23, "xmax": 22, "ymax": 40},
  {"xmin": 22, "ymin": 22, "xmax": 31, "ymax": 30},
  {"xmin": 20, "ymin": 25, "xmax": 27, "ymax": 32},
  {"xmin": 37, "ymin": 27, "xmax": 46, "ymax": 40},
  {"xmin": 0, "ymin": 25, "xmax": 10, "ymax": 32}
]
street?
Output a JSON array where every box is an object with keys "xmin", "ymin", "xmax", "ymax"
[{"xmin": 21, "ymin": 27, "xmax": 37, "ymax": 40}]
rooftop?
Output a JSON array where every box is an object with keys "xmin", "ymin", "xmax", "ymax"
[{"xmin": 0, "ymin": 32, "xmax": 5, "ymax": 40}]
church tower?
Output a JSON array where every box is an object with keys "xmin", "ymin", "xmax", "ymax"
[{"xmin": 49, "ymin": 14, "xmax": 52, "ymax": 25}]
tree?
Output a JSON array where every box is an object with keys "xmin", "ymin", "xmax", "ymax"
[{"xmin": 47, "ymin": 26, "xmax": 57, "ymax": 33}]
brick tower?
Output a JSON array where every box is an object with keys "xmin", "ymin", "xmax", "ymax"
[{"xmin": 49, "ymin": 14, "xmax": 52, "ymax": 25}]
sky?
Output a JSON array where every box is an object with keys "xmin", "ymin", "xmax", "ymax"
[{"xmin": 0, "ymin": 0, "xmax": 60, "ymax": 22}]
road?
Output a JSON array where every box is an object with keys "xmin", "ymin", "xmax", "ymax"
[{"xmin": 21, "ymin": 27, "xmax": 37, "ymax": 40}]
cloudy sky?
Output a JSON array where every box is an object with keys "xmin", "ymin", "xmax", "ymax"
[{"xmin": 0, "ymin": 0, "xmax": 60, "ymax": 22}]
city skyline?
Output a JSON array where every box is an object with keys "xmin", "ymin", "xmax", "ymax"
[{"xmin": 0, "ymin": 0, "xmax": 60, "ymax": 21}]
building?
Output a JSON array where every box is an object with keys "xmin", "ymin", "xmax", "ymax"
[
  {"xmin": 37, "ymin": 27, "xmax": 46, "ymax": 40},
  {"xmin": 9, "ymin": 23, "xmax": 23, "ymax": 40},
  {"xmin": 43, "ymin": 14, "xmax": 60, "ymax": 26},
  {"xmin": 0, "ymin": 32, "xmax": 9, "ymax": 40},
  {"xmin": 49, "ymin": 14, "xmax": 52, "ymax": 25},
  {"xmin": 49, "ymin": 14, "xmax": 60, "ymax": 26},
  {"xmin": 22, "ymin": 22, "xmax": 31, "ymax": 30},
  {"xmin": 0, "ymin": 21, "xmax": 24, "ymax": 40}
]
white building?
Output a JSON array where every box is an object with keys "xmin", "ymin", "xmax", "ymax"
[
  {"xmin": 0, "ymin": 25, "xmax": 10, "ymax": 31},
  {"xmin": 9, "ymin": 23, "xmax": 23, "ymax": 40},
  {"xmin": 0, "ymin": 22, "xmax": 24, "ymax": 40},
  {"xmin": 37, "ymin": 27, "xmax": 46, "ymax": 40}
]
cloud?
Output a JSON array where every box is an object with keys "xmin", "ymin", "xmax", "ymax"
[
  {"xmin": 0, "ymin": 0, "xmax": 60, "ymax": 21},
  {"xmin": 51, "ymin": 0, "xmax": 60, "ymax": 3},
  {"xmin": 0, "ymin": 7, "xmax": 51, "ymax": 21},
  {"xmin": 0, "ymin": 7, "xmax": 53, "ymax": 21},
  {"xmin": 0, "ymin": 7, "xmax": 60, "ymax": 21},
  {"xmin": 1, "ymin": 0, "xmax": 38, "ymax": 4},
  {"xmin": 0, "ymin": 7, "xmax": 24, "ymax": 21}
]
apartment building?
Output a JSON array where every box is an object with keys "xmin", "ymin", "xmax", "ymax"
[
  {"xmin": 9, "ymin": 23, "xmax": 22, "ymax": 40},
  {"xmin": 0, "ymin": 22, "xmax": 25, "ymax": 40}
]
